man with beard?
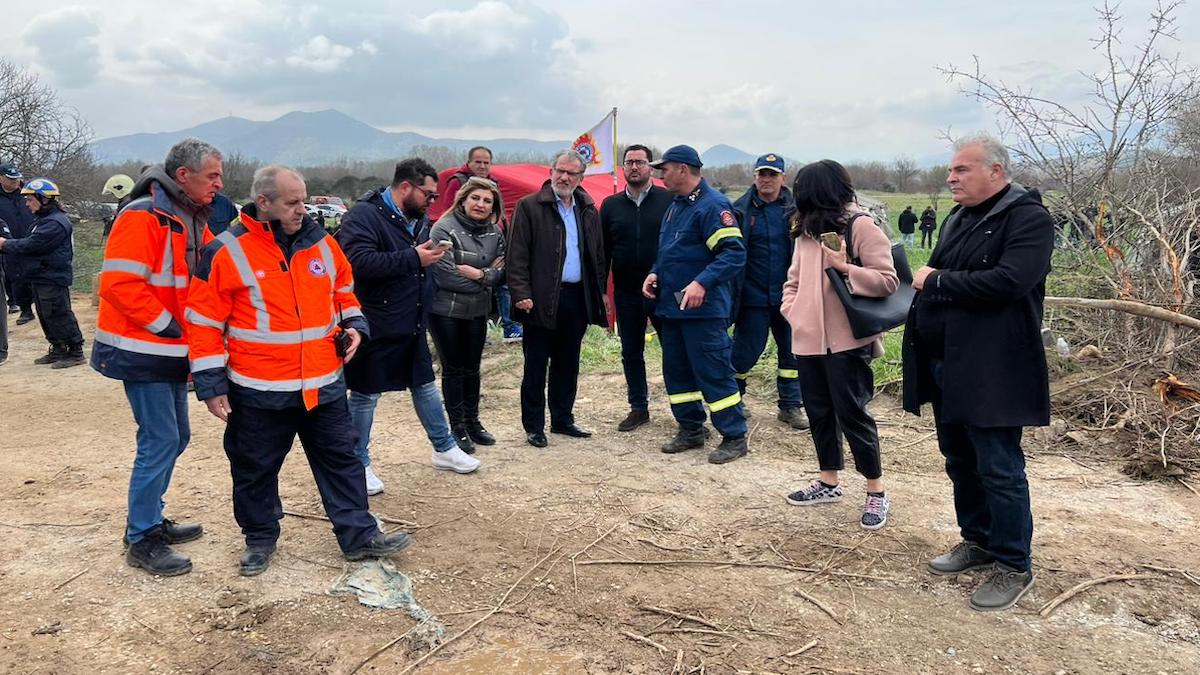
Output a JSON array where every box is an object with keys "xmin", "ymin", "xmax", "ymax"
[
  {"xmin": 600, "ymin": 144, "xmax": 672, "ymax": 431},
  {"xmin": 507, "ymin": 150, "xmax": 608, "ymax": 447},
  {"xmin": 337, "ymin": 159, "xmax": 479, "ymax": 495}
]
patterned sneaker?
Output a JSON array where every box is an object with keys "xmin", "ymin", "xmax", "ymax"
[
  {"xmin": 785, "ymin": 480, "xmax": 843, "ymax": 506},
  {"xmin": 860, "ymin": 493, "xmax": 890, "ymax": 530}
]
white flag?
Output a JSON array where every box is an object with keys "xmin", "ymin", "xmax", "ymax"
[{"xmin": 572, "ymin": 109, "xmax": 616, "ymax": 176}]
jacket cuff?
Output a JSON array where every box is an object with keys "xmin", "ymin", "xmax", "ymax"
[
  {"xmin": 193, "ymin": 368, "xmax": 229, "ymax": 401},
  {"xmin": 341, "ymin": 316, "xmax": 370, "ymax": 341},
  {"xmin": 154, "ymin": 317, "xmax": 184, "ymax": 339}
]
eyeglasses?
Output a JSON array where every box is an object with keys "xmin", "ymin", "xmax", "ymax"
[
  {"xmin": 623, "ymin": 159, "xmax": 649, "ymax": 168},
  {"xmin": 413, "ymin": 184, "xmax": 439, "ymax": 201},
  {"xmin": 552, "ymin": 167, "xmax": 584, "ymax": 178}
]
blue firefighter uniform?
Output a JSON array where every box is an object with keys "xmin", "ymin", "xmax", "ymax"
[
  {"xmin": 730, "ymin": 184, "xmax": 803, "ymax": 410},
  {"xmin": 653, "ymin": 178, "xmax": 747, "ymax": 438}
]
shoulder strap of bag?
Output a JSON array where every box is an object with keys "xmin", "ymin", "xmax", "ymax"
[{"xmin": 842, "ymin": 211, "xmax": 871, "ymax": 264}]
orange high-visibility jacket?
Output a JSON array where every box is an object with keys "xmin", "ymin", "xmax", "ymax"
[
  {"xmin": 185, "ymin": 205, "xmax": 367, "ymax": 410},
  {"xmin": 91, "ymin": 180, "xmax": 211, "ymax": 382}
]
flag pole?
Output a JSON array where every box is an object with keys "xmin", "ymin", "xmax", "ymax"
[{"xmin": 611, "ymin": 106, "xmax": 619, "ymax": 195}]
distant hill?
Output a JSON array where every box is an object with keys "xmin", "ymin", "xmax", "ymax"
[
  {"xmin": 91, "ymin": 110, "xmax": 571, "ymax": 165},
  {"xmin": 93, "ymin": 110, "xmax": 764, "ymax": 169}
]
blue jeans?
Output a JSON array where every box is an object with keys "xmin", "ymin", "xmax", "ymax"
[
  {"xmin": 123, "ymin": 381, "xmax": 190, "ymax": 544},
  {"xmin": 348, "ymin": 381, "xmax": 456, "ymax": 465},
  {"xmin": 496, "ymin": 283, "xmax": 520, "ymax": 334}
]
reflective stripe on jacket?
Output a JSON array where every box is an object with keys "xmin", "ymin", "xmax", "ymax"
[
  {"xmin": 186, "ymin": 205, "xmax": 368, "ymax": 410},
  {"xmin": 91, "ymin": 182, "xmax": 203, "ymax": 382}
]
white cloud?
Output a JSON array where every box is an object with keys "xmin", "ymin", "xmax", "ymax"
[
  {"xmin": 286, "ymin": 35, "xmax": 356, "ymax": 72},
  {"xmin": 21, "ymin": 6, "xmax": 100, "ymax": 88},
  {"xmin": 414, "ymin": 1, "xmax": 535, "ymax": 54}
]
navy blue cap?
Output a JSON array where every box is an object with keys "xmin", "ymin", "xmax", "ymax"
[
  {"xmin": 0, "ymin": 163, "xmax": 21, "ymax": 180},
  {"xmin": 650, "ymin": 145, "xmax": 703, "ymax": 169},
  {"xmin": 754, "ymin": 153, "xmax": 785, "ymax": 173}
]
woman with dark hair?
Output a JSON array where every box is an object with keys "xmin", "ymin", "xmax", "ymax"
[
  {"xmin": 780, "ymin": 160, "xmax": 899, "ymax": 530},
  {"xmin": 428, "ymin": 177, "xmax": 506, "ymax": 453}
]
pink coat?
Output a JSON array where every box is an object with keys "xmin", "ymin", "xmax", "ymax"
[{"xmin": 781, "ymin": 213, "xmax": 899, "ymax": 357}]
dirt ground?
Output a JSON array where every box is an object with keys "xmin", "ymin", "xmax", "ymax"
[{"xmin": 1, "ymin": 298, "xmax": 1198, "ymax": 675}]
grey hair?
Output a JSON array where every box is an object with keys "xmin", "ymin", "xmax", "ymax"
[
  {"xmin": 250, "ymin": 165, "xmax": 305, "ymax": 201},
  {"xmin": 164, "ymin": 138, "xmax": 223, "ymax": 178},
  {"xmin": 954, "ymin": 133, "xmax": 1010, "ymax": 175},
  {"xmin": 551, "ymin": 149, "xmax": 586, "ymax": 172}
]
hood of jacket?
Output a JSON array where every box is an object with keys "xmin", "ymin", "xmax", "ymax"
[{"xmin": 128, "ymin": 167, "xmax": 213, "ymax": 222}]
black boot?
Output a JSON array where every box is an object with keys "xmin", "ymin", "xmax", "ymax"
[
  {"xmin": 15, "ymin": 310, "xmax": 34, "ymax": 326},
  {"xmin": 451, "ymin": 424, "xmax": 476, "ymax": 455},
  {"xmin": 51, "ymin": 343, "xmax": 85, "ymax": 369},
  {"xmin": 162, "ymin": 518, "xmax": 204, "ymax": 544},
  {"xmin": 466, "ymin": 419, "xmax": 495, "ymax": 446},
  {"xmin": 661, "ymin": 426, "xmax": 711, "ymax": 453},
  {"xmin": 239, "ymin": 544, "xmax": 276, "ymax": 576},
  {"xmin": 126, "ymin": 527, "xmax": 192, "ymax": 576},
  {"xmin": 708, "ymin": 435, "xmax": 748, "ymax": 464},
  {"xmin": 34, "ymin": 344, "xmax": 65, "ymax": 365}
]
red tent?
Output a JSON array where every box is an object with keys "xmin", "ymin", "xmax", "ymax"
[{"xmin": 430, "ymin": 163, "xmax": 632, "ymax": 221}]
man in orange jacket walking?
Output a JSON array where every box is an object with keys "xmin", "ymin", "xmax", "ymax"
[
  {"xmin": 92, "ymin": 138, "xmax": 220, "ymax": 576},
  {"xmin": 186, "ymin": 165, "xmax": 409, "ymax": 576}
]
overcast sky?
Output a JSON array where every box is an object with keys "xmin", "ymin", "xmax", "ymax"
[{"xmin": 3, "ymin": 0, "xmax": 1198, "ymax": 164}]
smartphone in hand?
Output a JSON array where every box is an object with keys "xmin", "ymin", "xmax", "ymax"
[
  {"xmin": 435, "ymin": 239, "xmax": 453, "ymax": 251},
  {"xmin": 673, "ymin": 290, "xmax": 686, "ymax": 308},
  {"xmin": 820, "ymin": 232, "xmax": 841, "ymax": 251},
  {"xmin": 335, "ymin": 329, "xmax": 352, "ymax": 358}
]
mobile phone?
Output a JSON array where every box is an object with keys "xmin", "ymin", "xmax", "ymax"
[
  {"xmin": 820, "ymin": 232, "xmax": 841, "ymax": 252},
  {"xmin": 673, "ymin": 291, "xmax": 686, "ymax": 307},
  {"xmin": 435, "ymin": 239, "xmax": 453, "ymax": 250},
  {"xmin": 335, "ymin": 329, "xmax": 351, "ymax": 358}
]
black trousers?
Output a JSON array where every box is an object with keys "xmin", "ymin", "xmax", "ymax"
[
  {"xmin": 429, "ymin": 313, "xmax": 488, "ymax": 426},
  {"xmin": 31, "ymin": 283, "xmax": 83, "ymax": 348},
  {"xmin": 223, "ymin": 396, "xmax": 378, "ymax": 552},
  {"xmin": 613, "ymin": 286, "xmax": 661, "ymax": 411},
  {"xmin": 795, "ymin": 346, "xmax": 883, "ymax": 479},
  {"xmin": 0, "ymin": 266, "xmax": 7, "ymax": 358},
  {"xmin": 920, "ymin": 229, "xmax": 935, "ymax": 248},
  {"xmin": 520, "ymin": 283, "xmax": 589, "ymax": 432}
]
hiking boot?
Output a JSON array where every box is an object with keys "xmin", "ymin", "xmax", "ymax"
[
  {"xmin": 344, "ymin": 531, "xmax": 412, "ymax": 561},
  {"xmin": 239, "ymin": 544, "xmax": 276, "ymax": 577},
  {"xmin": 364, "ymin": 465, "xmax": 384, "ymax": 496},
  {"xmin": 617, "ymin": 409, "xmax": 650, "ymax": 432},
  {"xmin": 777, "ymin": 407, "xmax": 810, "ymax": 430},
  {"xmin": 860, "ymin": 493, "xmax": 890, "ymax": 530},
  {"xmin": 708, "ymin": 435, "xmax": 748, "ymax": 464},
  {"xmin": 16, "ymin": 311, "xmax": 35, "ymax": 326},
  {"xmin": 928, "ymin": 541, "xmax": 995, "ymax": 576},
  {"xmin": 432, "ymin": 446, "xmax": 481, "ymax": 474},
  {"xmin": 451, "ymin": 425, "xmax": 476, "ymax": 455},
  {"xmin": 970, "ymin": 564, "xmax": 1035, "ymax": 612},
  {"xmin": 51, "ymin": 345, "xmax": 85, "ymax": 369},
  {"xmin": 661, "ymin": 426, "xmax": 710, "ymax": 453},
  {"xmin": 126, "ymin": 528, "xmax": 192, "ymax": 576},
  {"xmin": 466, "ymin": 420, "xmax": 495, "ymax": 446},
  {"xmin": 34, "ymin": 344, "xmax": 65, "ymax": 365},
  {"xmin": 786, "ymin": 480, "xmax": 843, "ymax": 506},
  {"xmin": 162, "ymin": 518, "xmax": 203, "ymax": 544}
]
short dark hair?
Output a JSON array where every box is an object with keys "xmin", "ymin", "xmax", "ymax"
[
  {"xmin": 623, "ymin": 144, "xmax": 654, "ymax": 162},
  {"xmin": 392, "ymin": 158, "xmax": 438, "ymax": 188},
  {"xmin": 791, "ymin": 159, "xmax": 857, "ymax": 239},
  {"xmin": 467, "ymin": 146, "xmax": 493, "ymax": 161}
]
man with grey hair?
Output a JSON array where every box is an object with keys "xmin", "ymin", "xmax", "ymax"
[
  {"xmin": 507, "ymin": 149, "xmax": 608, "ymax": 447},
  {"xmin": 902, "ymin": 133, "xmax": 1054, "ymax": 611},
  {"xmin": 187, "ymin": 164, "xmax": 410, "ymax": 576},
  {"xmin": 92, "ymin": 137, "xmax": 223, "ymax": 576}
]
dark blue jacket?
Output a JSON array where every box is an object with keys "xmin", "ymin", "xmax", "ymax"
[
  {"xmin": 206, "ymin": 193, "xmax": 239, "ymax": 235},
  {"xmin": 0, "ymin": 187, "xmax": 33, "ymax": 238},
  {"xmin": 651, "ymin": 179, "xmax": 745, "ymax": 320},
  {"xmin": 2, "ymin": 203, "xmax": 74, "ymax": 287},
  {"xmin": 335, "ymin": 188, "xmax": 434, "ymax": 340},
  {"xmin": 732, "ymin": 186, "xmax": 794, "ymax": 308}
]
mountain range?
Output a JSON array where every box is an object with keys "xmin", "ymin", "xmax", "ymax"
[{"xmin": 91, "ymin": 110, "xmax": 759, "ymax": 167}]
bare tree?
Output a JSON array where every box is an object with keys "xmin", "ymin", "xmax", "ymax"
[
  {"xmin": 845, "ymin": 161, "xmax": 892, "ymax": 191},
  {"xmin": 0, "ymin": 58, "xmax": 94, "ymax": 199},
  {"xmin": 919, "ymin": 165, "xmax": 947, "ymax": 212},
  {"xmin": 891, "ymin": 155, "xmax": 920, "ymax": 193}
]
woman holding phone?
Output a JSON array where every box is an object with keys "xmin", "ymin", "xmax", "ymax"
[
  {"xmin": 780, "ymin": 160, "xmax": 899, "ymax": 530},
  {"xmin": 428, "ymin": 177, "xmax": 506, "ymax": 453}
]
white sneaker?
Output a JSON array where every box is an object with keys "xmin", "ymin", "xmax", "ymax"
[
  {"xmin": 364, "ymin": 465, "xmax": 384, "ymax": 496},
  {"xmin": 431, "ymin": 446, "xmax": 481, "ymax": 474}
]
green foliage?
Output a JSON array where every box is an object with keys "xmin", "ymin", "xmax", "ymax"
[{"xmin": 71, "ymin": 219, "xmax": 105, "ymax": 293}]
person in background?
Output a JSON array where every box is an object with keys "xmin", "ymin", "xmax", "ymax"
[
  {"xmin": 0, "ymin": 163, "xmax": 35, "ymax": 324},
  {"xmin": 730, "ymin": 153, "xmax": 807, "ymax": 430},
  {"xmin": 428, "ymin": 177, "xmax": 506, "ymax": 452},
  {"xmin": 600, "ymin": 144, "xmax": 672, "ymax": 432},
  {"xmin": 898, "ymin": 205, "xmax": 918, "ymax": 247},
  {"xmin": 337, "ymin": 158, "xmax": 480, "ymax": 491},
  {"xmin": 0, "ymin": 178, "xmax": 86, "ymax": 368},
  {"xmin": 904, "ymin": 133, "xmax": 1053, "ymax": 612},
  {"xmin": 919, "ymin": 205, "xmax": 937, "ymax": 248},
  {"xmin": 780, "ymin": 159, "xmax": 898, "ymax": 531}
]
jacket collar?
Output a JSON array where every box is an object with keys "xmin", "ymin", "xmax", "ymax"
[
  {"xmin": 535, "ymin": 180, "xmax": 594, "ymax": 209},
  {"xmin": 238, "ymin": 203, "xmax": 325, "ymax": 249},
  {"xmin": 734, "ymin": 185, "xmax": 793, "ymax": 213}
]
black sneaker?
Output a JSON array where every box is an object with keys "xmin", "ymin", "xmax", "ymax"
[
  {"xmin": 970, "ymin": 564, "xmax": 1035, "ymax": 612},
  {"xmin": 51, "ymin": 346, "xmax": 85, "ymax": 369},
  {"xmin": 344, "ymin": 531, "xmax": 411, "ymax": 561},
  {"xmin": 15, "ymin": 312, "xmax": 35, "ymax": 326},
  {"xmin": 239, "ymin": 544, "xmax": 276, "ymax": 577},
  {"xmin": 34, "ymin": 345, "xmax": 65, "ymax": 365},
  {"xmin": 162, "ymin": 518, "xmax": 203, "ymax": 544},
  {"xmin": 466, "ymin": 420, "xmax": 496, "ymax": 446},
  {"xmin": 707, "ymin": 435, "xmax": 747, "ymax": 464},
  {"xmin": 661, "ymin": 427, "xmax": 709, "ymax": 453},
  {"xmin": 617, "ymin": 409, "xmax": 650, "ymax": 432},
  {"xmin": 928, "ymin": 541, "xmax": 996, "ymax": 576},
  {"xmin": 451, "ymin": 425, "xmax": 476, "ymax": 455},
  {"xmin": 126, "ymin": 528, "xmax": 192, "ymax": 576}
]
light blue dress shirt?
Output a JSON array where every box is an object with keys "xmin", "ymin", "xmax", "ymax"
[{"xmin": 557, "ymin": 197, "xmax": 582, "ymax": 283}]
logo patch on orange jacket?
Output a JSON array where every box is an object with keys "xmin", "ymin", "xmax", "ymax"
[{"xmin": 308, "ymin": 259, "xmax": 327, "ymax": 277}]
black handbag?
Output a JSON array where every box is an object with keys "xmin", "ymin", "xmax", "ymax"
[{"xmin": 823, "ymin": 213, "xmax": 915, "ymax": 339}]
